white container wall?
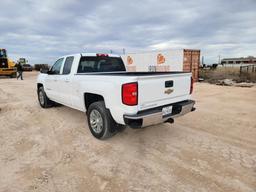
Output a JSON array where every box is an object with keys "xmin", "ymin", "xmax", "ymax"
[{"xmin": 121, "ymin": 49, "xmax": 184, "ymax": 72}]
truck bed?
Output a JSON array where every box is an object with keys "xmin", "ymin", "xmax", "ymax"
[{"xmin": 76, "ymin": 71, "xmax": 190, "ymax": 76}]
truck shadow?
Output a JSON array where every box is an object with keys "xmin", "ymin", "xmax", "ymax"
[{"xmin": 112, "ymin": 122, "xmax": 176, "ymax": 143}]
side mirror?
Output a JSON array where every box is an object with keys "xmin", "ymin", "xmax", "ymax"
[{"xmin": 40, "ymin": 68, "xmax": 49, "ymax": 74}]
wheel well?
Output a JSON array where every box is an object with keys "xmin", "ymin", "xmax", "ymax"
[
  {"xmin": 84, "ymin": 93, "xmax": 104, "ymax": 110},
  {"xmin": 37, "ymin": 83, "xmax": 43, "ymax": 91}
]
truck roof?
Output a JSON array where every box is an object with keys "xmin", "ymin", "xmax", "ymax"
[
  {"xmin": 81, "ymin": 53, "xmax": 121, "ymax": 58},
  {"xmin": 58, "ymin": 53, "xmax": 121, "ymax": 59}
]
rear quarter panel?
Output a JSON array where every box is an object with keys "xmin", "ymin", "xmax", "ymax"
[{"xmin": 72, "ymin": 75, "xmax": 139, "ymax": 124}]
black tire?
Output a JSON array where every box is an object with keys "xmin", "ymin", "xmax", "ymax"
[
  {"xmin": 87, "ymin": 101, "xmax": 117, "ymax": 139},
  {"xmin": 38, "ymin": 87, "xmax": 54, "ymax": 108}
]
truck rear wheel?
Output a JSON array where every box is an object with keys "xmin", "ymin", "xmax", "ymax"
[
  {"xmin": 38, "ymin": 87, "xmax": 53, "ymax": 108},
  {"xmin": 87, "ymin": 101, "xmax": 117, "ymax": 139}
]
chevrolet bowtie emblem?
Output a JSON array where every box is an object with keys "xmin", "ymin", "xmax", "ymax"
[{"xmin": 164, "ymin": 89, "xmax": 173, "ymax": 94}]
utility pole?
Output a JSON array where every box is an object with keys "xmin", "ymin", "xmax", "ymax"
[
  {"xmin": 122, "ymin": 48, "xmax": 126, "ymax": 55},
  {"xmin": 218, "ymin": 55, "xmax": 221, "ymax": 65}
]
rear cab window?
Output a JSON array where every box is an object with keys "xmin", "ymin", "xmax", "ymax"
[{"xmin": 77, "ymin": 56, "xmax": 126, "ymax": 73}]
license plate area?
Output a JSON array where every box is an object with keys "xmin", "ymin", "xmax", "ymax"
[{"xmin": 162, "ymin": 106, "xmax": 173, "ymax": 117}]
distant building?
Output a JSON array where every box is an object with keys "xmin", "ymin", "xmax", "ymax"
[{"xmin": 221, "ymin": 56, "xmax": 256, "ymax": 66}]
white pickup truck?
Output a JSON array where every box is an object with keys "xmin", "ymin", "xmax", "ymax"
[{"xmin": 37, "ymin": 53, "xmax": 195, "ymax": 139}]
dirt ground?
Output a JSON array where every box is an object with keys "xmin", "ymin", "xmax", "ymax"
[{"xmin": 0, "ymin": 72, "xmax": 256, "ymax": 192}]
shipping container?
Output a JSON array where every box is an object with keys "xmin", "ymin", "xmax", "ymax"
[
  {"xmin": 183, "ymin": 49, "xmax": 200, "ymax": 81},
  {"xmin": 121, "ymin": 49, "xmax": 200, "ymax": 81}
]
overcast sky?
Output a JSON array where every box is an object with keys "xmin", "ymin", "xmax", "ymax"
[{"xmin": 0, "ymin": 0, "xmax": 255, "ymax": 64}]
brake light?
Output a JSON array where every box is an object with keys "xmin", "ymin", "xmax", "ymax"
[
  {"xmin": 96, "ymin": 53, "xmax": 109, "ymax": 57},
  {"xmin": 190, "ymin": 77, "xmax": 194, "ymax": 94},
  {"xmin": 122, "ymin": 82, "xmax": 138, "ymax": 106}
]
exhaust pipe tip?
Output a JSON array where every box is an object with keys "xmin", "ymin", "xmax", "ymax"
[
  {"xmin": 165, "ymin": 118, "xmax": 174, "ymax": 124},
  {"xmin": 191, "ymin": 107, "xmax": 196, "ymax": 112}
]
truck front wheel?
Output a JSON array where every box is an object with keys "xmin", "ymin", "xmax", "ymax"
[
  {"xmin": 38, "ymin": 87, "xmax": 53, "ymax": 108},
  {"xmin": 87, "ymin": 101, "xmax": 117, "ymax": 139}
]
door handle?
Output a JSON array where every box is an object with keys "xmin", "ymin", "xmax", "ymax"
[
  {"xmin": 65, "ymin": 80, "xmax": 70, "ymax": 83},
  {"xmin": 53, "ymin": 79, "xmax": 57, "ymax": 82}
]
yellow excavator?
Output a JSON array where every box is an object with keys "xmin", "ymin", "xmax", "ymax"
[{"xmin": 0, "ymin": 48, "xmax": 16, "ymax": 78}]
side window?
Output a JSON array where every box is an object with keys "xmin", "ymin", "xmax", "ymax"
[
  {"xmin": 63, "ymin": 56, "xmax": 74, "ymax": 74},
  {"xmin": 50, "ymin": 58, "xmax": 64, "ymax": 74},
  {"xmin": 78, "ymin": 59, "xmax": 95, "ymax": 73}
]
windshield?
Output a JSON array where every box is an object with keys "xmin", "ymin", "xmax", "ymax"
[
  {"xmin": 0, "ymin": 49, "xmax": 7, "ymax": 58},
  {"xmin": 19, "ymin": 58, "xmax": 26, "ymax": 64},
  {"xmin": 77, "ymin": 56, "xmax": 126, "ymax": 73}
]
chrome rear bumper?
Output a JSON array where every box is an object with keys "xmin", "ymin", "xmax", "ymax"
[{"xmin": 124, "ymin": 100, "xmax": 195, "ymax": 128}]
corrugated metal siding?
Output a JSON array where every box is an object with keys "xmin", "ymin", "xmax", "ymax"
[{"xmin": 183, "ymin": 49, "xmax": 200, "ymax": 81}]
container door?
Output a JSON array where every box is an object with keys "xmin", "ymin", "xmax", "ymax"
[{"xmin": 183, "ymin": 49, "xmax": 200, "ymax": 81}]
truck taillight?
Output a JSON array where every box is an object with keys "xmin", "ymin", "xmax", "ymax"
[
  {"xmin": 122, "ymin": 82, "xmax": 138, "ymax": 106},
  {"xmin": 190, "ymin": 77, "xmax": 194, "ymax": 94}
]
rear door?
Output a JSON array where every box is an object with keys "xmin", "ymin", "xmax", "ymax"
[{"xmin": 137, "ymin": 73, "xmax": 191, "ymax": 110}]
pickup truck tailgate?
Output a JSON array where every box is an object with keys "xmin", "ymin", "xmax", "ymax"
[{"xmin": 137, "ymin": 73, "xmax": 191, "ymax": 110}]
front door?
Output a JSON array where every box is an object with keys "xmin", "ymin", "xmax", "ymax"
[
  {"xmin": 57, "ymin": 56, "xmax": 74, "ymax": 106},
  {"xmin": 44, "ymin": 58, "xmax": 64, "ymax": 101}
]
